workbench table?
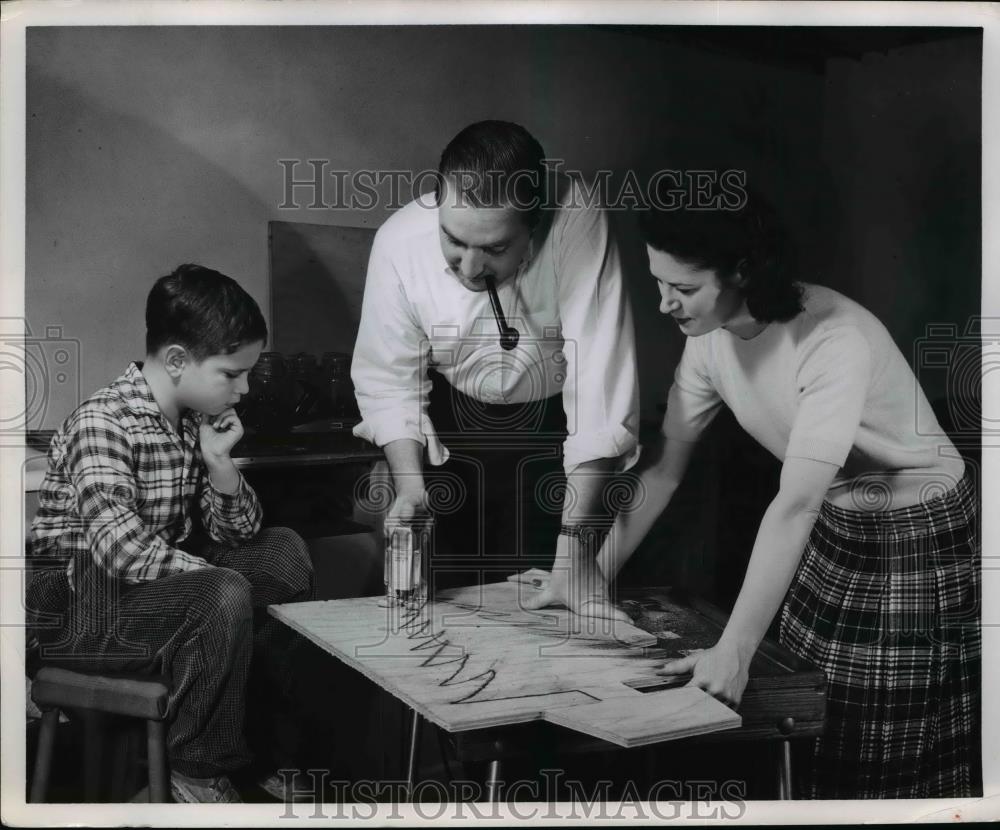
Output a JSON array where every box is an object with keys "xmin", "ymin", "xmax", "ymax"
[{"xmin": 270, "ymin": 581, "xmax": 825, "ymax": 801}]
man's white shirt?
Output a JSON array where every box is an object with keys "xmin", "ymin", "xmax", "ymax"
[{"xmin": 351, "ymin": 178, "xmax": 640, "ymax": 473}]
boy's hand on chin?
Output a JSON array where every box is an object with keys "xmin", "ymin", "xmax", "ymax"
[{"xmin": 199, "ymin": 407, "xmax": 244, "ymax": 461}]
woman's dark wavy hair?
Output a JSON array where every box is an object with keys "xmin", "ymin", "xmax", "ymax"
[
  {"xmin": 436, "ymin": 120, "xmax": 547, "ymax": 227},
  {"xmin": 145, "ymin": 264, "xmax": 268, "ymax": 360},
  {"xmin": 638, "ymin": 182, "xmax": 803, "ymax": 323}
]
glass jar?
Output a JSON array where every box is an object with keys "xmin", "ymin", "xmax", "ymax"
[
  {"xmin": 320, "ymin": 351, "xmax": 353, "ymax": 417},
  {"xmin": 246, "ymin": 352, "xmax": 293, "ymax": 433},
  {"xmin": 288, "ymin": 352, "xmax": 320, "ymax": 421}
]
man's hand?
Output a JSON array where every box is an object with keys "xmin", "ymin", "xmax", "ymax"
[
  {"xmin": 519, "ymin": 555, "xmax": 629, "ymax": 624},
  {"xmin": 199, "ymin": 407, "xmax": 244, "ymax": 462},
  {"xmin": 656, "ymin": 639, "xmax": 751, "ymax": 708},
  {"xmin": 506, "ymin": 568, "xmax": 552, "ymax": 589},
  {"xmin": 384, "ymin": 487, "xmax": 429, "ymax": 533}
]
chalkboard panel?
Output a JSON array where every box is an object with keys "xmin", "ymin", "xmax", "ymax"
[{"xmin": 268, "ymin": 220, "xmax": 376, "ymax": 356}]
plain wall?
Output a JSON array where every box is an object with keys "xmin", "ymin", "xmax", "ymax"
[
  {"xmin": 26, "ymin": 25, "xmax": 825, "ymax": 428},
  {"xmin": 816, "ymin": 33, "xmax": 982, "ymax": 407}
]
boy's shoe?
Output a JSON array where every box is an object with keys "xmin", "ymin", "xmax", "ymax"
[
  {"xmin": 257, "ymin": 770, "xmax": 318, "ymax": 803},
  {"xmin": 170, "ymin": 771, "xmax": 243, "ymax": 803}
]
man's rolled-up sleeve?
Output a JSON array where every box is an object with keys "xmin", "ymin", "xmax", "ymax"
[
  {"xmin": 555, "ymin": 202, "xmax": 640, "ymax": 472},
  {"xmin": 351, "ymin": 231, "xmax": 434, "ymax": 451}
]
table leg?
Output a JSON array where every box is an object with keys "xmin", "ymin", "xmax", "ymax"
[
  {"xmin": 406, "ymin": 709, "xmax": 422, "ymax": 801},
  {"xmin": 777, "ymin": 739, "xmax": 793, "ymax": 800},
  {"xmin": 485, "ymin": 759, "xmax": 501, "ymax": 803}
]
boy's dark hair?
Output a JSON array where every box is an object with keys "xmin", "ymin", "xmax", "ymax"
[
  {"xmin": 435, "ymin": 120, "xmax": 547, "ymax": 227},
  {"xmin": 639, "ymin": 183, "xmax": 803, "ymax": 323},
  {"xmin": 145, "ymin": 264, "xmax": 267, "ymax": 360}
]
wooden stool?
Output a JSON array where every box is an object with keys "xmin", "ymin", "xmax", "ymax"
[{"xmin": 30, "ymin": 667, "xmax": 171, "ymax": 803}]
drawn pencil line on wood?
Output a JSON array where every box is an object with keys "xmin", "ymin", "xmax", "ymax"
[
  {"xmin": 389, "ymin": 595, "xmax": 620, "ymax": 707},
  {"xmin": 442, "ymin": 601, "xmax": 560, "ymax": 628},
  {"xmin": 451, "ymin": 688, "xmax": 603, "ymax": 707},
  {"xmin": 389, "ymin": 595, "xmax": 501, "ymax": 704}
]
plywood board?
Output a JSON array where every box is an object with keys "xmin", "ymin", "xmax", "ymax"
[
  {"xmin": 270, "ymin": 581, "xmax": 740, "ymax": 743},
  {"xmin": 546, "ymin": 686, "xmax": 740, "ymax": 748}
]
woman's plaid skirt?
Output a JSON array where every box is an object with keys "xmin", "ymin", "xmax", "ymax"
[{"xmin": 779, "ymin": 472, "xmax": 980, "ymax": 799}]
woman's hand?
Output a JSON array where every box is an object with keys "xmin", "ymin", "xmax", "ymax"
[{"xmin": 657, "ymin": 639, "xmax": 751, "ymax": 708}]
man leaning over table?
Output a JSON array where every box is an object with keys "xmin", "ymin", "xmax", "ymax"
[{"xmin": 351, "ymin": 120, "xmax": 638, "ymax": 618}]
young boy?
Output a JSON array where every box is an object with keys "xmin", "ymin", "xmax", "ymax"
[{"xmin": 27, "ymin": 264, "xmax": 314, "ymax": 803}]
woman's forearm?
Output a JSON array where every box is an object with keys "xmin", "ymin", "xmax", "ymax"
[
  {"xmin": 596, "ymin": 471, "xmax": 676, "ymax": 578},
  {"xmin": 717, "ymin": 495, "xmax": 822, "ymax": 661},
  {"xmin": 596, "ymin": 437, "xmax": 696, "ymax": 579}
]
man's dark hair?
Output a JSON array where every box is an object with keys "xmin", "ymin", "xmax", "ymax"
[
  {"xmin": 639, "ymin": 183, "xmax": 803, "ymax": 323},
  {"xmin": 145, "ymin": 264, "xmax": 268, "ymax": 360},
  {"xmin": 436, "ymin": 120, "xmax": 547, "ymax": 226}
]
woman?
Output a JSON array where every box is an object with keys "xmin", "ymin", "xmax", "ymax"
[{"xmin": 523, "ymin": 186, "xmax": 980, "ymax": 798}]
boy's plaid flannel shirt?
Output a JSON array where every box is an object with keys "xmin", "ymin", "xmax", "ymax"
[{"xmin": 30, "ymin": 362, "xmax": 262, "ymax": 590}]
